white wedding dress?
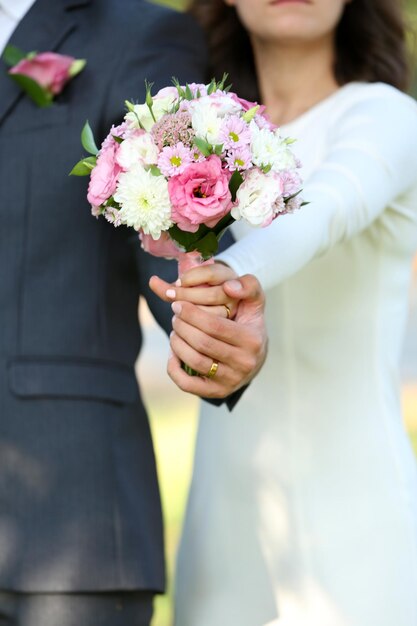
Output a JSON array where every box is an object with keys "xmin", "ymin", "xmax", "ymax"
[{"xmin": 175, "ymin": 83, "xmax": 417, "ymax": 626}]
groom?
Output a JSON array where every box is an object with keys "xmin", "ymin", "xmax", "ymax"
[{"xmin": 0, "ymin": 0, "xmax": 267, "ymax": 624}]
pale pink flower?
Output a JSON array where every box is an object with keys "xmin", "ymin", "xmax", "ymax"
[
  {"xmin": 101, "ymin": 122, "xmax": 128, "ymax": 150},
  {"xmin": 87, "ymin": 142, "xmax": 121, "ymax": 207},
  {"xmin": 225, "ymin": 146, "xmax": 252, "ymax": 171},
  {"xmin": 91, "ymin": 205, "xmax": 101, "ymax": 218},
  {"xmin": 154, "ymin": 86, "xmax": 179, "ymax": 100},
  {"xmin": 229, "ymin": 93, "xmax": 260, "ymax": 112},
  {"xmin": 140, "ymin": 232, "xmax": 181, "ymax": 259},
  {"xmin": 9, "ymin": 51, "xmax": 76, "ymax": 95},
  {"xmin": 273, "ymin": 196, "xmax": 286, "ymax": 216},
  {"xmin": 255, "ymin": 113, "xmax": 277, "ymax": 131},
  {"xmin": 104, "ymin": 206, "xmax": 123, "ymax": 227},
  {"xmin": 168, "ymin": 155, "xmax": 232, "ymax": 232},
  {"xmin": 285, "ymin": 195, "xmax": 303, "ymax": 213},
  {"xmin": 192, "ymin": 148, "xmax": 205, "ymax": 163},
  {"xmin": 219, "ymin": 115, "xmax": 251, "ymax": 150},
  {"xmin": 158, "ymin": 142, "xmax": 194, "ymax": 177},
  {"xmin": 280, "ymin": 170, "xmax": 302, "ymax": 197}
]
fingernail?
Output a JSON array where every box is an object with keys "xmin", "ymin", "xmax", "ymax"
[
  {"xmin": 226, "ymin": 279, "xmax": 243, "ymax": 292},
  {"xmin": 170, "ymin": 331, "xmax": 174, "ymax": 338},
  {"xmin": 172, "ymin": 302, "xmax": 182, "ymax": 315},
  {"xmin": 166, "ymin": 289, "xmax": 176, "ymax": 299},
  {"xmin": 175, "ymin": 278, "xmax": 181, "ymax": 287},
  {"xmin": 168, "ymin": 349, "xmax": 174, "ymax": 359}
]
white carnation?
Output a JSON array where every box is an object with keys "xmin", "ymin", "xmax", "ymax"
[
  {"xmin": 114, "ymin": 164, "xmax": 172, "ymax": 238},
  {"xmin": 117, "ymin": 134, "xmax": 159, "ymax": 169},
  {"xmin": 232, "ymin": 168, "xmax": 283, "ymax": 227},
  {"xmin": 125, "ymin": 94, "xmax": 177, "ymax": 132},
  {"xmin": 250, "ymin": 123, "xmax": 296, "ymax": 172}
]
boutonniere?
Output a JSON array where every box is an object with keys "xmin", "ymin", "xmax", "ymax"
[{"xmin": 2, "ymin": 45, "xmax": 86, "ymax": 108}]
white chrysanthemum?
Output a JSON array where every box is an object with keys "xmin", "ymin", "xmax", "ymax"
[
  {"xmin": 117, "ymin": 134, "xmax": 159, "ymax": 169},
  {"xmin": 125, "ymin": 94, "xmax": 177, "ymax": 132},
  {"xmin": 190, "ymin": 101, "xmax": 223, "ymax": 145},
  {"xmin": 114, "ymin": 164, "xmax": 172, "ymax": 238},
  {"xmin": 232, "ymin": 168, "xmax": 283, "ymax": 227},
  {"xmin": 250, "ymin": 123, "xmax": 297, "ymax": 172}
]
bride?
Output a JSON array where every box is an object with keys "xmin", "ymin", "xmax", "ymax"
[{"xmin": 152, "ymin": 0, "xmax": 417, "ymax": 623}]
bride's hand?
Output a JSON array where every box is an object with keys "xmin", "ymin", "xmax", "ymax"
[{"xmin": 149, "ymin": 262, "xmax": 240, "ymax": 319}]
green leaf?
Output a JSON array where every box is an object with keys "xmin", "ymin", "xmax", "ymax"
[
  {"xmin": 69, "ymin": 155, "xmax": 97, "ymax": 176},
  {"xmin": 148, "ymin": 165, "xmax": 162, "ymax": 177},
  {"xmin": 185, "ymin": 84, "xmax": 193, "ymax": 101},
  {"xmin": 81, "ymin": 121, "xmax": 99, "ymax": 156},
  {"xmin": 262, "ymin": 164, "xmax": 272, "ymax": 174},
  {"xmin": 242, "ymin": 105, "xmax": 260, "ymax": 123},
  {"xmin": 172, "ymin": 77, "xmax": 186, "ymax": 99},
  {"xmin": 214, "ymin": 144, "xmax": 224, "ymax": 156},
  {"xmin": 217, "ymin": 72, "xmax": 230, "ymax": 92},
  {"xmin": 194, "ymin": 232, "xmax": 219, "ymax": 259},
  {"xmin": 212, "ymin": 213, "xmax": 234, "ymax": 237},
  {"xmin": 112, "ymin": 135, "xmax": 123, "ymax": 144},
  {"xmin": 193, "ymin": 136, "xmax": 212, "ymax": 157},
  {"xmin": 9, "ymin": 73, "xmax": 53, "ymax": 107},
  {"xmin": 68, "ymin": 58, "xmax": 86, "ymax": 78},
  {"xmin": 207, "ymin": 78, "xmax": 216, "ymax": 95},
  {"xmin": 229, "ymin": 170, "xmax": 244, "ymax": 202},
  {"xmin": 2, "ymin": 44, "xmax": 26, "ymax": 67}
]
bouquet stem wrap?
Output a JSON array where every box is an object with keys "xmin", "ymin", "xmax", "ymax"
[{"xmin": 177, "ymin": 251, "xmax": 214, "ymax": 376}]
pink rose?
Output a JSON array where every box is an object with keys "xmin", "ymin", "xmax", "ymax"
[
  {"xmin": 10, "ymin": 52, "xmax": 76, "ymax": 95},
  {"xmin": 168, "ymin": 155, "xmax": 232, "ymax": 233},
  {"xmin": 87, "ymin": 142, "xmax": 122, "ymax": 207},
  {"xmin": 140, "ymin": 232, "xmax": 181, "ymax": 259}
]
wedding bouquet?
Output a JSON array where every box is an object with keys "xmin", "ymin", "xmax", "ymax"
[{"xmin": 71, "ymin": 76, "xmax": 304, "ymax": 276}]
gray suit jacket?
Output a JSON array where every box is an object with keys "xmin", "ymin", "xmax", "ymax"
[{"xmin": 0, "ymin": 0, "xmax": 232, "ymax": 593}]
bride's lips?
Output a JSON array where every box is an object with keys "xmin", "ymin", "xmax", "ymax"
[{"xmin": 269, "ymin": 0, "xmax": 312, "ymax": 5}]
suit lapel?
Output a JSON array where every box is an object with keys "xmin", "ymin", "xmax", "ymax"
[{"xmin": 0, "ymin": 0, "xmax": 91, "ymax": 126}]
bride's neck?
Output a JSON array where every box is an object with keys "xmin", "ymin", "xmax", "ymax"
[{"xmin": 251, "ymin": 36, "xmax": 339, "ymax": 126}]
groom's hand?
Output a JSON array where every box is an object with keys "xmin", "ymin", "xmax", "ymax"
[{"xmin": 166, "ymin": 275, "xmax": 267, "ymax": 398}]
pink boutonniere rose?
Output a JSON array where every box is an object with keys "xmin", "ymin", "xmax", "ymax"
[{"xmin": 2, "ymin": 45, "xmax": 86, "ymax": 107}]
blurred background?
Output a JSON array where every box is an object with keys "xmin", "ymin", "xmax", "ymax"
[{"xmin": 138, "ymin": 2, "xmax": 417, "ymax": 624}]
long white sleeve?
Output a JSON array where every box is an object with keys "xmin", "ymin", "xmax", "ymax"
[{"xmin": 217, "ymin": 85, "xmax": 417, "ymax": 290}]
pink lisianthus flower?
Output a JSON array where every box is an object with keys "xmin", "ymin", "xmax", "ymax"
[
  {"xmin": 140, "ymin": 232, "xmax": 181, "ymax": 259},
  {"xmin": 158, "ymin": 142, "xmax": 194, "ymax": 177},
  {"xmin": 225, "ymin": 146, "xmax": 252, "ymax": 171},
  {"xmin": 168, "ymin": 155, "xmax": 232, "ymax": 232},
  {"xmin": 10, "ymin": 52, "xmax": 77, "ymax": 95},
  {"xmin": 219, "ymin": 115, "xmax": 251, "ymax": 150},
  {"xmin": 87, "ymin": 141, "xmax": 122, "ymax": 207}
]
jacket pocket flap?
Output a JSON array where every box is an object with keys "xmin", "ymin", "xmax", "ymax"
[{"xmin": 8, "ymin": 358, "xmax": 139, "ymax": 405}]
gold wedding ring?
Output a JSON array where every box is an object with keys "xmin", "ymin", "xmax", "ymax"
[
  {"xmin": 223, "ymin": 304, "xmax": 231, "ymax": 319},
  {"xmin": 207, "ymin": 360, "xmax": 219, "ymax": 379}
]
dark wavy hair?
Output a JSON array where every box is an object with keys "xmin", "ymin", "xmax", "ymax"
[{"xmin": 189, "ymin": 0, "xmax": 411, "ymax": 102}]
